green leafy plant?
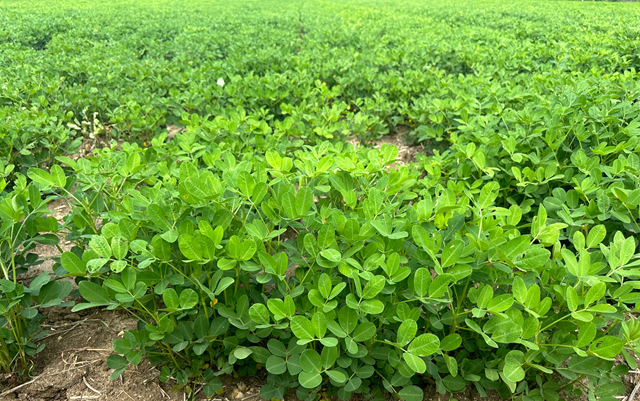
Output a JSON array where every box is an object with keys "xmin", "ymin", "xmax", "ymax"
[
  {"xmin": 34, "ymin": 139, "xmax": 640, "ymax": 401},
  {"xmin": 0, "ymin": 175, "xmax": 72, "ymax": 375}
]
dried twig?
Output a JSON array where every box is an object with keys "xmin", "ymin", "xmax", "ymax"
[
  {"xmin": 241, "ymin": 394, "xmax": 260, "ymax": 400},
  {"xmin": 38, "ymin": 317, "xmax": 115, "ymax": 342},
  {"xmin": 629, "ymin": 380, "xmax": 640, "ymax": 401},
  {"xmin": 83, "ymin": 376, "xmax": 102, "ymax": 395},
  {"xmin": 39, "ymin": 321, "xmax": 84, "ymax": 340},
  {"xmin": 69, "ymin": 396, "xmax": 100, "ymax": 400},
  {"xmin": 0, "ymin": 377, "xmax": 38, "ymax": 397},
  {"xmin": 157, "ymin": 383, "xmax": 170, "ymax": 398},
  {"xmin": 194, "ymin": 384, "xmax": 203, "ymax": 396}
]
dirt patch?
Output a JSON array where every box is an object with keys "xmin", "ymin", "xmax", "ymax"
[
  {"xmin": 166, "ymin": 124, "xmax": 185, "ymax": 140},
  {"xmin": 347, "ymin": 127, "xmax": 426, "ymax": 166},
  {"xmin": 24, "ymin": 198, "xmax": 74, "ymax": 280},
  {"xmin": 372, "ymin": 127, "xmax": 425, "ymax": 165},
  {"xmin": 3, "ymin": 305, "xmax": 268, "ymax": 401}
]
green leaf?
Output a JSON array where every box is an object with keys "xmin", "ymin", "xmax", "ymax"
[
  {"xmin": 267, "ymin": 299, "xmax": 287, "ymax": 318},
  {"xmin": 163, "ymin": 289, "xmax": 179, "ymax": 309},
  {"xmin": 621, "ymin": 236, "xmax": 635, "ymax": 266},
  {"xmin": 444, "ymin": 354, "xmax": 458, "ymax": 377},
  {"xmin": 595, "ymin": 382, "xmax": 626, "ymax": 397},
  {"xmin": 179, "ymin": 289, "xmax": 198, "ymax": 309},
  {"xmin": 442, "ymin": 374, "xmax": 467, "ymax": 392},
  {"xmin": 492, "ymin": 321, "xmax": 523, "ymax": 343},
  {"xmin": 316, "ymin": 156, "xmax": 334, "ymax": 173},
  {"xmin": 266, "ymin": 149, "xmax": 282, "ymax": 170},
  {"xmin": 78, "ymin": 281, "xmax": 110, "ymax": 304},
  {"xmin": 291, "ymin": 316, "xmax": 314, "ymax": 340},
  {"xmin": 576, "ymin": 322, "xmax": 596, "ymax": 347},
  {"xmin": 320, "ymin": 249, "xmax": 341, "ymax": 262},
  {"xmin": 179, "ymin": 235, "xmax": 203, "ymax": 261},
  {"xmin": 412, "ymin": 225, "xmax": 430, "ymax": 249},
  {"xmin": 571, "ymin": 311, "xmax": 594, "ymax": 322},
  {"xmin": 440, "ymin": 333, "xmax": 462, "ymax": 351},
  {"xmin": 90, "ymin": 235, "xmax": 112, "ymax": 259},
  {"xmin": 308, "ymin": 290, "xmax": 325, "ymax": 308},
  {"xmin": 588, "ymin": 304, "xmax": 617, "ymax": 313},
  {"xmin": 215, "ymin": 277, "xmax": 234, "ymax": 295},
  {"xmin": 234, "ymin": 348, "xmax": 253, "ymax": 359},
  {"xmin": 397, "ymin": 319, "xmax": 417, "ymax": 346},
  {"xmin": 360, "ymin": 299, "xmax": 384, "ymax": 314},
  {"xmin": 477, "ymin": 285, "xmax": 493, "ymax": 309},
  {"xmin": 320, "ymin": 345, "xmax": 338, "ymax": 369},
  {"xmin": 325, "ymin": 370, "xmax": 346, "ymax": 383},
  {"xmin": 312, "ymin": 312, "xmax": 327, "ymax": 338},
  {"xmin": 403, "ymin": 353, "xmax": 426, "ymax": 374},
  {"xmin": 503, "ymin": 364, "xmax": 525, "ymax": 382},
  {"xmin": 298, "ymin": 372, "xmax": 322, "ymax": 389},
  {"xmin": 318, "ymin": 274, "xmax": 331, "ymax": 299},
  {"xmin": 110, "ymin": 261, "xmax": 127, "ymax": 273},
  {"xmin": 61, "ymin": 252, "xmax": 86, "ymax": 275},
  {"xmin": 50, "ymin": 165, "xmax": 66, "ymax": 188},
  {"xmin": 517, "ymin": 248, "xmax": 550, "ymax": 271},
  {"xmin": 282, "ymin": 192, "xmax": 297, "ymax": 219},
  {"xmin": 300, "ymin": 349, "xmax": 322, "ymax": 373},
  {"xmin": 429, "ymin": 273, "xmax": 453, "ymax": 298},
  {"xmin": 249, "ymin": 303, "xmax": 270, "ymax": 325},
  {"xmin": 398, "ymin": 386, "xmax": 423, "ymax": 401},
  {"xmin": 504, "ymin": 236, "xmax": 529, "ymax": 261},
  {"xmin": 194, "ymin": 314, "xmax": 209, "ymax": 339},
  {"xmin": 589, "ymin": 336, "xmax": 624, "ymax": 358},
  {"xmin": 487, "ymin": 294, "xmax": 513, "ymax": 313},
  {"xmin": 584, "ymin": 282, "xmax": 606, "ymax": 307},
  {"xmin": 317, "ymin": 225, "xmax": 335, "ymax": 249},
  {"xmin": 266, "ymin": 355, "xmax": 287, "ymax": 374},
  {"xmin": 237, "ymin": 171, "xmax": 256, "ymax": 198},
  {"xmin": 320, "ymin": 337, "xmax": 339, "ymax": 347},
  {"xmin": 512, "ymin": 276, "xmax": 527, "ymax": 303},
  {"xmin": 441, "ymin": 239, "xmax": 464, "ymax": 268},
  {"xmin": 267, "ymin": 339, "xmax": 286, "ymax": 357},
  {"xmin": 104, "ymin": 279, "xmax": 127, "ymax": 293},
  {"xmin": 21, "ymin": 308, "xmax": 38, "ymax": 318},
  {"xmin": 226, "ymin": 236, "xmax": 257, "ymax": 261},
  {"xmin": 160, "ymin": 229, "xmax": 179, "ymax": 243},
  {"xmin": 338, "ymin": 307, "xmax": 358, "ymax": 334},
  {"xmin": 352, "ymin": 322, "xmax": 376, "ymax": 342},
  {"xmin": 107, "ymin": 354, "xmax": 128, "ymax": 370},
  {"xmin": 147, "ymin": 204, "xmax": 172, "ymax": 231},
  {"xmin": 414, "ymin": 268, "xmax": 430, "ymax": 297},
  {"xmin": 566, "ymin": 286, "xmax": 579, "ymax": 312},
  {"xmin": 29, "ymin": 273, "xmax": 50, "ymax": 293},
  {"xmin": 217, "ymin": 258, "xmax": 236, "ymax": 270},
  {"xmin": 28, "ymin": 168, "xmax": 56, "ymax": 188},
  {"xmin": 586, "ymin": 225, "xmax": 606, "ymax": 248},
  {"xmin": 111, "ymin": 235, "xmax": 129, "ymax": 260},
  {"xmin": 362, "ymin": 275, "xmax": 385, "ymax": 299},
  {"xmin": 296, "ymin": 187, "xmax": 314, "ymax": 216},
  {"xmin": 408, "ymin": 334, "xmax": 440, "ymax": 357}
]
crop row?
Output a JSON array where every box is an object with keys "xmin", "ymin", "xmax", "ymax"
[{"xmin": 2, "ymin": 0, "xmax": 640, "ymax": 176}]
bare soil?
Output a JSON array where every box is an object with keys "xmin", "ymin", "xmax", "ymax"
[{"xmin": 347, "ymin": 127, "xmax": 426, "ymax": 167}]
